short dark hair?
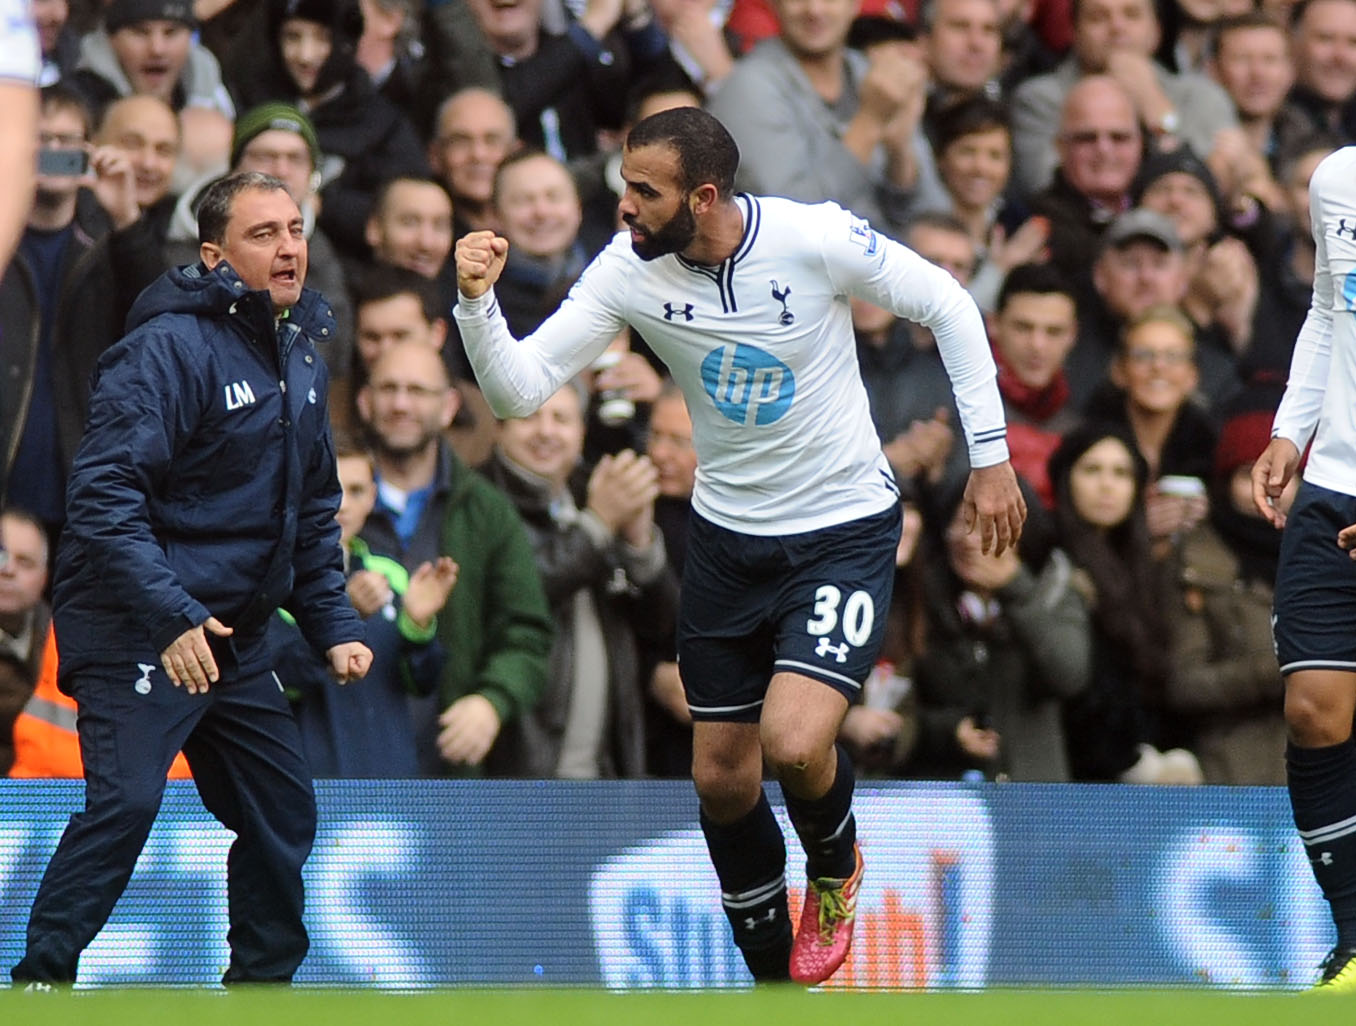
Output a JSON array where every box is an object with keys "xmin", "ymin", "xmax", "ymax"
[
  {"xmin": 371, "ymin": 175, "xmax": 451, "ymax": 221},
  {"xmin": 997, "ymin": 261, "xmax": 1076, "ymax": 312},
  {"xmin": 0, "ymin": 506, "xmax": 50, "ymax": 562},
  {"xmin": 626, "ymin": 107, "xmax": 739, "ymax": 199},
  {"xmin": 331, "ymin": 427, "xmax": 374, "ymax": 465},
  {"xmin": 351, "ymin": 263, "xmax": 445, "ymax": 324},
  {"xmin": 197, "ymin": 170, "xmax": 289, "ymax": 245},
  {"xmin": 39, "ymin": 83, "xmax": 92, "ymax": 139},
  {"xmin": 1071, "ymin": 0, "xmax": 1156, "ymax": 26},
  {"xmin": 1210, "ymin": 10, "xmax": 1287, "ymax": 56},
  {"xmin": 932, "ymin": 95, "xmax": 1012, "ymax": 158}
]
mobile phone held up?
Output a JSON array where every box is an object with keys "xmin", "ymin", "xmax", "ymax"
[{"xmin": 37, "ymin": 148, "xmax": 89, "ymax": 177}]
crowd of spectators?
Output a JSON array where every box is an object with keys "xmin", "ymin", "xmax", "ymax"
[{"xmin": 4, "ymin": 0, "xmax": 1353, "ymax": 785}]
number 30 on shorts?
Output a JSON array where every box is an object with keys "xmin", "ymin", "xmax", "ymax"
[{"xmin": 805, "ymin": 585, "xmax": 875, "ymax": 646}]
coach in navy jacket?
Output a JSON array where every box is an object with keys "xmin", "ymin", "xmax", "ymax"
[
  {"xmin": 11, "ymin": 172, "xmax": 372, "ymax": 989},
  {"xmin": 53, "ymin": 231, "xmax": 356, "ymax": 674}
]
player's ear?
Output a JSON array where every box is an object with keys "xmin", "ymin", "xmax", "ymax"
[{"xmin": 691, "ymin": 183, "xmax": 719, "ymax": 216}]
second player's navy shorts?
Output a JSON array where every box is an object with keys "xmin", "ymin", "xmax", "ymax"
[
  {"xmin": 677, "ymin": 502, "xmax": 901, "ymax": 722},
  {"xmin": 1273, "ymin": 481, "xmax": 1356, "ymax": 675}
]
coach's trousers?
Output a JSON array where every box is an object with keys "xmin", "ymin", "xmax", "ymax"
[{"xmin": 10, "ymin": 656, "xmax": 316, "ymax": 986}]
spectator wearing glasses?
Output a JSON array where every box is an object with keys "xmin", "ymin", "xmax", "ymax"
[
  {"xmin": 1009, "ymin": 0, "xmax": 1237, "ymax": 197},
  {"xmin": 1085, "ymin": 304, "xmax": 1217, "ymax": 552},
  {"xmin": 1029, "ymin": 74, "xmax": 1145, "ymax": 299}
]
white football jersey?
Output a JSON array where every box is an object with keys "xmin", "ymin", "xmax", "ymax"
[
  {"xmin": 0, "ymin": 0, "xmax": 39, "ymax": 84},
  {"xmin": 456, "ymin": 196, "xmax": 1009, "ymax": 535},
  {"xmin": 1273, "ymin": 147, "xmax": 1356, "ymax": 497}
]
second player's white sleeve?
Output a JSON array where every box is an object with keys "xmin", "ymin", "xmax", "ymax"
[
  {"xmin": 820, "ymin": 211, "xmax": 1010, "ymax": 468},
  {"xmin": 1273, "ymin": 166, "xmax": 1337, "ymax": 450},
  {"xmin": 454, "ymin": 245, "xmax": 630, "ymax": 418}
]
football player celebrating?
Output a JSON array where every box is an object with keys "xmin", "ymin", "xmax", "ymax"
[{"xmin": 455, "ymin": 107, "xmax": 1024, "ymax": 986}]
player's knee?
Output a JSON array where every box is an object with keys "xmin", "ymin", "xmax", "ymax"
[
  {"xmin": 760, "ymin": 731, "xmax": 823, "ymax": 780},
  {"xmin": 1285, "ymin": 686, "xmax": 1354, "ymax": 746},
  {"xmin": 692, "ymin": 754, "xmax": 759, "ymax": 814}
]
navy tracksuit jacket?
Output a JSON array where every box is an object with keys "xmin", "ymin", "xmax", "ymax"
[{"xmin": 11, "ymin": 260, "xmax": 364, "ymax": 986}]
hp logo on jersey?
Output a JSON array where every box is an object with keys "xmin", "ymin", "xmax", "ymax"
[{"xmin": 700, "ymin": 343, "xmax": 795, "ymax": 426}]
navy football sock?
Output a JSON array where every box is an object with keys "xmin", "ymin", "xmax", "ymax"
[
  {"xmin": 700, "ymin": 790, "xmax": 792, "ymax": 981},
  {"xmin": 782, "ymin": 744, "xmax": 858, "ymax": 880},
  {"xmin": 1289, "ymin": 738, "xmax": 1356, "ymax": 948}
]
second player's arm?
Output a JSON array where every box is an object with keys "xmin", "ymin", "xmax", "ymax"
[
  {"xmin": 821, "ymin": 216, "xmax": 1026, "ymax": 551},
  {"xmin": 1253, "ymin": 162, "xmax": 1338, "ymax": 524},
  {"xmin": 454, "ymin": 235, "xmax": 630, "ymax": 418}
]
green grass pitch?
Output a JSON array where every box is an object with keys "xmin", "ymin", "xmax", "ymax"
[{"xmin": 0, "ymin": 987, "xmax": 1334, "ymax": 1026}]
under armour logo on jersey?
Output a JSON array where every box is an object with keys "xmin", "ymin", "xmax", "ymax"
[
  {"xmin": 815, "ymin": 637, "xmax": 851, "ymax": 664},
  {"xmin": 663, "ymin": 302, "xmax": 694, "ymax": 322},
  {"xmin": 770, "ymin": 280, "xmax": 794, "ymax": 325},
  {"xmin": 1337, "ymin": 218, "xmax": 1356, "ymax": 239},
  {"xmin": 134, "ymin": 662, "xmax": 155, "ymax": 695},
  {"xmin": 224, "ymin": 379, "xmax": 257, "ymax": 410}
]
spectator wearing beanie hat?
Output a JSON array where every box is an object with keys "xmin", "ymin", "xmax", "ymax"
[
  {"xmin": 1132, "ymin": 145, "xmax": 1262, "ymax": 367},
  {"xmin": 69, "ymin": 0, "xmax": 234, "ymax": 124},
  {"xmin": 224, "ymin": 0, "xmax": 430, "ymax": 263},
  {"xmin": 1158, "ymin": 380, "xmax": 1289, "ymax": 785},
  {"xmin": 162, "ymin": 101, "xmax": 354, "ymax": 382}
]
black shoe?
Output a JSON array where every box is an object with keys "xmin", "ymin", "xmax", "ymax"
[{"xmin": 1312, "ymin": 946, "xmax": 1356, "ymax": 992}]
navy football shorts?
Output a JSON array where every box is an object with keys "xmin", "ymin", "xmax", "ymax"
[
  {"xmin": 1273, "ymin": 481, "xmax": 1356, "ymax": 675},
  {"xmin": 677, "ymin": 502, "xmax": 901, "ymax": 722}
]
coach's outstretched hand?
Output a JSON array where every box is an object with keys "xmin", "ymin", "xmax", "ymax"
[
  {"xmin": 962, "ymin": 461, "xmax": 1027, "ymax": 557},
  {"xmin": 455, "ymin": 230, "xmax": 509, "ymax": 299}
]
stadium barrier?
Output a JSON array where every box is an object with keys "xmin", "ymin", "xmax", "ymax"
[{"xmin": 0, "ymin": 780, "xmax": 1328, "ymax": 989}]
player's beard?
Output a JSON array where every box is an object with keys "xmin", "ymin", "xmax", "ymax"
[{"xmin": 626, "ymin": 201, "xmax": 697, "ymax": 261}]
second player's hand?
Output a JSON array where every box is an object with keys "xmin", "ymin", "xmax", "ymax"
[
  {"xmin": 455, "ymin": 230, "xmax": 509, "ymax": 299},
  {"xmin": 1339, "ymin": 523, "xmax": 1356, "ymax": 558},
  {"xmin": 962, "ymin": 461, "xmax": 1026, "ymax": 557},
  {"xmin": 1250, "ymin": 437, "xmax": 1299, "ymax": 529}
]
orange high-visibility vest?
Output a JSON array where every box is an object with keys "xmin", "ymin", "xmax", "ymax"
[{"xmin": 9, "ymin": 627, "xmax": 191, "ymax": 779}]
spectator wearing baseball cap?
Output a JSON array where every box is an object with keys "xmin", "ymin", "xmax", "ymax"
[
  {"xmin": 1068, "ymin": 208, "xmax": 1242, "ymax": 416},
  {"xmin": 69, "ymin": 0, "xmax": 234, "ymax": 124},
  {"xmin": 1133, "ymin": 145, "xmax": 1262, "ymax": 377},
  {"xmin": 224, "ymin": 0, "xmax": 430, "ymax": 264}
]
